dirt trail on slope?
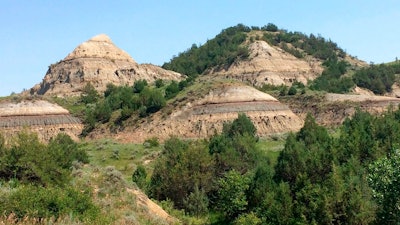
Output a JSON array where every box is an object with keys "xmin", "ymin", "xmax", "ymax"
[{"xmin": 127, "ymin": 188, "xmax": 178, "ymax": 224}]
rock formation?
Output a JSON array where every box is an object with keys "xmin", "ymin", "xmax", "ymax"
[
  {"xmin": 30, "ymin": 34, "xmax": 184, "ymax": 96},
  {"xmin": 112, "ymin": 80, "xmax": 304, "ymax": 143},
  {"xmin": 207, "ymin": 40, "xmax": 323, "ymax": 86},
  {"xmin": 0, "ymin": 100, "xmax": 82, "ymax": 142}
]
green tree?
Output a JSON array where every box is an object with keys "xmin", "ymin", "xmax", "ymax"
[
  {"xmin": 80, "ymin": 83, "xmax": 100, "ymax": 104},
  {"xmin": 165, "ymin": 80, "xmax": 180, "ymax": 99},
  {"xmin": 133, "ymin": 79, "xmax": 148, "ymax": 93},
  {"xmin": 263, "ymin": 23, "xmax": 278, "ymax": 32},
  {"xmin": 155, "ymin": 79, "xmax": 164, "ymax": 88},
  {"xmin": 132, "ymin": 165, "xmax": 147, "ymax": 190},
  {"xmin": 368, "ymin": 151, "xmax": 400, "ymax": 224},
  {"xmin": 233, "ymin": 212, "xmax": 261, "ymax": 225},
  {"xmin": 183, "ymin": 185, "xmax": 209, "ymax": 217},
  {"xmin": 287, "ymin": 85, "xmax": 297, "ymax": 95},
  {"xmin": 215, "ymin": 170, "xmax": 251, "ymax": 220},
  {"xmin": 149, "ymin": 138, "xmax": 215, "ymax": 209},
  {"xmin": 223, "ymin": 113, "xmax": 256, "ymax": 138}
]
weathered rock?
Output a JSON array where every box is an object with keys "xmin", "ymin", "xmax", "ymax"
[
  {"xmin": 207, "ymin": 40, "xmax": 323, "ymax": 86},
  {"xmin": 0, "ymin": 100, "xmax": 82, "ymax": 142},
  {"xmin": 111, "ymin": 81, "xmax": 303, "ymax": 143},
  {"xmin": 29, "ymin": 34, "xmax": 184, "ymax": 96}
]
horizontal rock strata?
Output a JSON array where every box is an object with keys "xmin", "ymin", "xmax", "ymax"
[
  {"xmin": 30, "ymin": 34, "xmax": 184, "ymax": 96},
  {"xmin": 208, "ymin": 41, "xmax": 323, "ymax": 86},
  {"xmin": 0, "ymin": 100, "xmax": 82, "ymax": 142}
]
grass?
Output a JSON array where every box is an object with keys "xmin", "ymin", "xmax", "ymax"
[
  {"xmin": 79, "ymin": 138, "xmax": 162, "ymax": 181},
  {"xmin": 48, "ymin": 96, "xmax": 86, "ymax": 119},
  {"xmin": 257, "ymin": 136, "xmax": 286, "ymax": 166}
]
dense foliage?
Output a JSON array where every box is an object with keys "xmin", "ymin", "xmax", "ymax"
[
  {"xmin": 146, "ymin": 108, "xmax": 400, "ymax": 224},
  {"xmin": 0, "ymin": 132, "xmax": 97, "ymax": 222},
  {"xmin": 163, "ymin": 24, "xmax": 250, "ymax": 77},
  {"xmin": 263, "ymin": 31, "xmax": 346, "ymax": 60},
  {"xmin": 81, "ymin": 81, "xmax": 166, "ymax": 135},
  {"xmin": 310, "ymin": 57, "xmax": 354, "ymax": 93},
  {"xmin": 353, "ymin": 63, "xmax": 399, "ymax": 95}
]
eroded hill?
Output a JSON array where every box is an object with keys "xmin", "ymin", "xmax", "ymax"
[
  {"xmin": 0, "ymin": 99, "xmax": 82, "ymax": 142},
  {"xmin": 29, "ymin": 34, "xmax": 184, "ymax": 97},
  {"xmin": 95, "ymin": 79, "xmax": 305, "ymax": 143}
]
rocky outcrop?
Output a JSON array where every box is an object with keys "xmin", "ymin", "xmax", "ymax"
[
  {"xmin": 283, "ymin": 93, "xmax": 400, "ymax": 127},
  {"xmin": 112, "ymin": 81, "xmax": 303, "ymax": 143},
  {"xmin": 208, "ymin": 40, "xmax": 323, "ymax": 86},
  {"xmin": 30, "ymin": 34, "xmax": 184, "ymax": 96},
  {"xmin": 0, "ymin": 100, "xmax": 82, "ymax": 142}
]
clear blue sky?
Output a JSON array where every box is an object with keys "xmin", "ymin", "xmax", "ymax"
[{"xmin": 1, "ymin": 0, "xmax": 399, "ymax": 96}]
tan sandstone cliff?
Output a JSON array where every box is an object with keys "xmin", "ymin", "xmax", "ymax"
[
  {"xmin": 0, "ymin": 100, "xmax": 82, "ymax": 142},
  {"xmin": 29, "ymin": 34, "xmax": 184, "ymax": 96},
  {"xmin": 207, "ymin": 40, "xmax": 323, "ymax": 86},
  {"xmin": 110, "ymin": 80, "xmax": 304, "ymax": 143}
]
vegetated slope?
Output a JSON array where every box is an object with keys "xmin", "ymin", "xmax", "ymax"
[
  {"xmin": 162, "ymin": 24, "xmax": 364, "ymax": 87},
  {"xmin": 29, "ymin": 34, "xmax": 184, "ymax": 97},
  {"xmin": 108, "ymin": 78, "xmax": 303, "ymax": 143},
  {"xmin": 208, "ymin": 40, "xmax": 322, "ymax": 86},
  {"xmin": 0, "ymin": 99, "xmax": 82, "ymax": 142},
  {"xmin": 279, "ymin": 91, "xmax": 400, "ymax": 127}
]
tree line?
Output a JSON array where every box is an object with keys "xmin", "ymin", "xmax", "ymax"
[
  {"xmin": 80, "ymin": 77, "xmax": 193, "ymax": 136},
  {"xmin": 0, "ymin": 132, "xmax": 99, "ymax": 222},
  {"xmin": 136, "ymin": 109, "xmax": 400, "ymax": 224}
]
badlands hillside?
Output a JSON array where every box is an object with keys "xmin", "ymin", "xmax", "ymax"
[
  {"xmin": 15, "ymin": 25, "xmax": 400, "ymax": 142},
  {"xmin": 3, "ymin": 23, "xmax": 400, "ymax": 225},
  {"xmin": 29, "ymin": 34, "xmax": 184, "ymax": 97},
  {"xmin": 0, "ymin": 99, "xmax": 82, "ymax": 142},
  {"xmin": 111, "ymin": 79, "xmax": 304, "ymax": 143}
]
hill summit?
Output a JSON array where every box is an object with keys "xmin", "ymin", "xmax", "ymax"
[{"xmin": 29, "ymin": 34, "xmax": 184, "ymax": 96}]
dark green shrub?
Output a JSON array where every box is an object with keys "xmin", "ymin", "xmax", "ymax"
[
  {"xmin": 287, "ymin": 86, "xmax": 297, "ymax": 95},
  {"xmin": 132, "ymin": 165, "xmax": 147, "ymax": 189},
  {"xmin": 0, "ymin": 185, "xmax": 99, "ymax": 221},
  {"xmin": 133, "ymin": 79, "xmax": 148, "ymax": 93}
]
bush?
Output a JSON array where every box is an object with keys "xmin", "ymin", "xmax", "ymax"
[
  {"xmin": 132, "ymin": 165, "xmax": 147, "ymax": 190},
  {"xmin": 133, "ymin": 79, "xmax": 148, "ymax": 93},
  {"xmin": 353, "ymin": 64, "xmax": 395, "ymax": 95},
  {"xmin": 144, "ymin": 137, "xmax": 160, "ymax": 148},
  {"xmin": 263, "ymin": 23, "xmax": 278, "ymax": 32},
  {"xmin": 155, "ymin": 79, "xmax": 164, "ymax": 88},
  {"xmin": 287, "ymin": 86, "xmax": 297, "ymax": 95},
  {"xmin": 80, "ymin": 83, "xmax": 100, "ymax": 104},
  {"xmin": 0, "ymin": 185, "xmax": 99, "ymax": 221}
]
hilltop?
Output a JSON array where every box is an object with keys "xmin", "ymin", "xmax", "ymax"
[
  {"xmin": 29, "ymin": 34, "xmax": 184, "ymax": 97},
  {"xmin": 3, "ymin": 23, "xmax": 400, "ymax": 224}
]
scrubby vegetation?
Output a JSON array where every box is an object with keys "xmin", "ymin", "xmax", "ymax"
[
  {"xmin": 142, "ymin": 109, "xmax": 400, "ymax": 224},
  {"xmin": 310, "ymin": 57, "xmax": 354, "ymax": 93},
  {"xmin": 163, "ymin": 24, "xmax": 250, "ymax": 77},
  {"xmin": 0, "ymin": 132, "xmax": 99, "ymax": 223},
  {"xmin": 79, "ymin": 77, "xmax": 195, "ymax": 136},
  {"xmin": 353, "ymin": 63, "xmax": 400, "ymax": 95},
  {"xmin": 162, "ymin": 23, "xmax": 347, "ymax": 79}
]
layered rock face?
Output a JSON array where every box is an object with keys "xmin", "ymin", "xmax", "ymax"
[
  {"xmin": 114, "ymin": 82, "xmax": 304, "ymax": 143},
  {"xmin": 208, "ymin": 40, "xmax": 323, "ymax": 86},
  {"xmin": 30, "ymin": 34, "xmax": 184, "ymax": 96},
  {"xmin": 0, "ymin": 100, "xmax": 82, "ymax": 142}
]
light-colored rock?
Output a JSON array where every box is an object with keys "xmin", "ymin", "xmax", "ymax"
[
  {"xmin": 30, "ymin": 34, "xmax": 184, "ymax": 96},
  {"xmin": 110, "ymin": 81, "xmax": 303, "ymax": 143},
  {"xmin": 0, "ymin": 100, "xmax": 68, "ymax": 116},
  {"xmin": 208, "ymin": 40, "xmax": 323, "ymax": 86},
  {"xmin": 0, "ymin": 100, "xmax": 82, "ymax": 142}
]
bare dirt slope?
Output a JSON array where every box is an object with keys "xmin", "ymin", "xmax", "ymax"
[
  {"xmin": 283, "ymin": 92, "xmax": 400, "ymax": 127},
  {"xmin": 110, "ymin": 79, "xmax": 303, "ymax": 143},
  {"xmin": 129, "ymin": 188, "xmax": 177, "ymax": 224},
  {"xmin": 0, "ymin": 100, "xmax": 82, "ymax": 142},
  {"xmin": 207, "ymin": 40, "xmax": 323, "ymax": 86},
  {"xmin": 29, "ymin": 34, "xmax": 184, "ymax": 97}
]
